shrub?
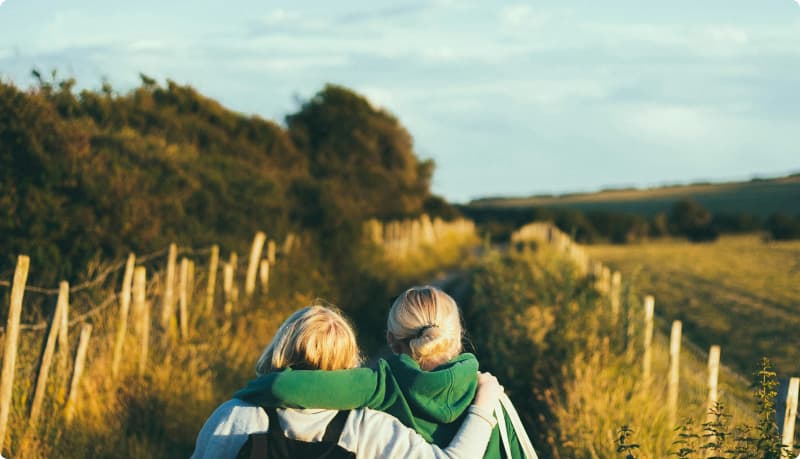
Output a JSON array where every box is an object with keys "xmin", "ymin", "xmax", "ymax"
[
  {"xmin": 765, "ymin": 213, "xmax": 800, "ymax": 240},
  {"xmin": 668, "ymin": 200, "xmax": 719, "ymax": 242}
]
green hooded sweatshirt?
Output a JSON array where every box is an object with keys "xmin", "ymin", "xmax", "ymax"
[{"xmin": 234, "ymin": 353, "xmax": 525, "ymax": 458}]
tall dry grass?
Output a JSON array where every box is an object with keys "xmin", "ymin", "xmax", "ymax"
[
  {"xmin": 2, "ymin": 244, "xmax": 324, "ymax": 458},
  {"xmin": 2, "ymin": 224, "xmax": 482, "ymax": 458},
  {"xmin": 462, "ymin": 244, "xmax": 757, "ymax": 459}
]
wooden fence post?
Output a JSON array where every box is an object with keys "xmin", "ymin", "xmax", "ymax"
[
  {"xmin": 28, "ymin": 281, "xmax": 71, "ymax": 430},
  {"xmin": 707, "ymin": 345, "xmax": 721, "ymax": 420},
  {"xmin": 229, "ymin": 252, "xmax": 238, "ymax": 278},
  {"xmin": 179, "ymin": 257, "xmax": 189, "ymax": 339},
  {"xmin": 223, "ymin": 263, "xmax": 234, "ymax": 316},
  {"xmin": 642, "ymin": 296, "xmax": 655, "ymax": 382},
  {"xmin": 245, "ymin": 232, "xmax": 266, "ymax": 296},
  {"xmin": 65, "ymin": 324, "xmax": 92, "ymax": 425},
  {"xmin": 112, "ymin": 253, "xmax": 136, "ymax": 378},
  {"xmin": 132, "ymin": 267, "xmax": 149, "ymax": 377},
  {"xmin": 283, "ymin": 233, "xmax": 296, "ymax": 255},
  {"xmin": 783, "ymin": 377, "xmax": 799, "ymax": 457},
  {"xmin": 668, "ymin": 320, "xmax": 682, "ymax": 427},
  {"xmin": 0, "ymin": 255, "xmax": 30, "ymax": 450},
  {"xmin": 206, "ymin": 245, "xmax": 219, "ymax": 314},
  {"xmin": 259, "ymin": 259, "xmax": 270, "ymax": 293},
  {"xmin": 610, "ymin": 271, "xmax": 622, "ymax": 324},
  {"xmin": 58, "ymin": 282, "xmax": 70, "ymax": 374},
  {"xmin": 187, "ymin": 259, "xmax": 195, "ymax": 307},
  {"xmin": 161, "ymin": 243, "xmax": 178, "ymax": 335},
  {"xmin": 267, "ymin": 240, "xmax": 276, "ymax": 266},
  {"xmin": 601, "ymin": 266, "xmax": 611, "ymax": 295}
]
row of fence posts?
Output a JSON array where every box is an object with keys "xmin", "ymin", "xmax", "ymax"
[
  {"xmin": 364, "ymin": 214, "xmax": 477, "ymax": 260},
  {"xmin": 511, "ymin": 221, "xmax": 799, "ymax": 455},
  {"xmin": 0, "ymin": 231, "xmax": 292, "ymax": 453}
]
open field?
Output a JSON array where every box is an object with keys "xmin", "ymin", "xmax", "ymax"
[
  {"xmin": 586, "ymin": 234, "xmax": 800, "ymax": 377},
  {"xmin": 471, "ymin": 175, "xmax": 800, "ymax": 218}
]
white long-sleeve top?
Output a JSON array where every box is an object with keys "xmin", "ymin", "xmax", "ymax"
[{"xmin": 191, "ymin": 399, "xmax": 495, "ymax": 459}]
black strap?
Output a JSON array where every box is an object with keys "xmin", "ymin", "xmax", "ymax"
[
  {"xmin": 265, "ymin": 408, "xmax": 281, "ymax": 433},
  {"xmin": 322, "ymin": 410, "xmax": 350, "ymax": 442}
]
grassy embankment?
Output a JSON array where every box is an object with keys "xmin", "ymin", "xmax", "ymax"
[
  {"xmin": 460, "ymin": 244, "xmax": 760, "ymax": 459},
  {"xmin": 1, "ymin": 219, "xmax": 477, "ymax": 459},
  {"xmin": 586, "ymin": 235, "xmax": 800, "ymax": 378}
]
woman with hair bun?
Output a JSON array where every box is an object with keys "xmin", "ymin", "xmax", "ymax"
[{"xmin": 236, "ymin": 287, "xmax": 536, "ymax": 459}]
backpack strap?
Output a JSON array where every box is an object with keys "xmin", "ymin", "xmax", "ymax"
[
  {"xmin": 236, "ymin": 431, "xmax": 269, "ymax": 459},
  {"xmin": 497, "ymin": 394, "xmax": 539, "ymax": 459},
  {"xmin": 494, "ymin": 404, "xmax": 513, "ymax": 458},
  {"xmin": 322, "ymin": 410, "xmax": 350, "ymax": 443}
]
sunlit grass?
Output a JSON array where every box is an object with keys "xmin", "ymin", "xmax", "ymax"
[{"xmin": 586, "ymin": 234, "xmax": 800, "ymax": 377}]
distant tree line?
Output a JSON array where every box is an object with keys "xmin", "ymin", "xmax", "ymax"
[
  {"xmin": 461, "ymin": 199, "xmax": 800, "ymax": 244},
  {"xmin": 0, "ymin": 72, "xmax": 457, "ymax": 283}
]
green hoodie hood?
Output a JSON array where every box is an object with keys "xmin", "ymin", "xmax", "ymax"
[{"xmin": 385, "ymin": 353, "xmax": 478, "ymax": 424}]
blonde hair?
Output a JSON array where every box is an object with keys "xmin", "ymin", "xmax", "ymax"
[
  {"xmin": 255, "ymin": 304, "xmax": 361, "ymax": 376},
  {"xmin": 387, "ymin": 286, "xmax": 463, "ymax": 368}
]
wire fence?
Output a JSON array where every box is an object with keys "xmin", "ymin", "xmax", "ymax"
[{"xmin": 0, "ymin": 245, "xmax": 218, "ymax": 334}]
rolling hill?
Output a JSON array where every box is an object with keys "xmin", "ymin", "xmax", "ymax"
[{"xmin": 470, "ymin": 175, "xmax": 800, "ymax": 218}]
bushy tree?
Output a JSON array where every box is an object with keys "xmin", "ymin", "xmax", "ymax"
[
  {"xmin": 668, "ymin": 199, "xmax": 718, "ymax": 242},
  {"xmin": 0, "ymin": 76, "xmax": 437, "ymax": 283}
]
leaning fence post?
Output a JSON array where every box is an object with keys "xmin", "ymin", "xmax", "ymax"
[
  {"xmin": 132, "ymin": 267, "xmax": 149, "ymax": 377},
  {"xmin": 223, "ymin": 263, "xmax": 234, "ymax": 316},
  {"xmin": 610, "ymin": 271, "xmax": 622, "ymax": 325},
  {"xmin": 229, "ymin": 252, "xmax": 238, "ymax": 279},
  {"xmin": 245, "ymin": 232, "xmax": 266, "ymax": 296},
  {"xmin": 112, "ymin": 253, "xmax": 136, "ymax": 378},
  {"xmin": 706, "ymin": 345, "xmax": 721, "ymax": 420},
  {"xmin": 28, "ymin": 281, "xmax": 70, "ymax": 431},
  {"xmin": 161, "ymin": 243, "xmax": 178, "ymax": 335},
  {"xmin": 206, "ymin": 245, "xmax": 219, "ymax": 314},
  {"xmin": 0, "ymin": 255, "xmax": 30, "ymax": 450},
  {"xmin": 179, "ymin": 257, "xmax": 189, "ymax": 340},
  {"xmin": 58, "ymin": 282, "xmax": 70, "ymax": 374},
  {"xmin": 187, "ymin": 259, "xmax": 195, "ymax": 307},
  {"xmin": 65, "ymin": 324, "xmax": 92, "ymax": 425},
  {"xmin": 283, "ymin": 233, "xmax": 296, "ymax": 255},
  {"xmin": 782, "ymin": 377, "xmax": 799, "ymax": 458},
  {"xmin": 642, "ymin": 296, "xmax": 655, "ymax": 382},
  {"xmin": 267, "ymin": 240, "xmax": 276, "ymax": 266},
  {"xmin": 259, "ymin": 259, "xmax": 270, "ymax": 293},
  {"xmin": 668, "ymin": 320, "xmax": 682, "ymax": 426}
]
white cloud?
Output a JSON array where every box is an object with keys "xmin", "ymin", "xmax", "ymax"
[
  {"xmin": 263, "ymin": 9, "xmax": 295, "ymax": 24},
  {"xmin": 500, "ymin": 4, "xmax": 555, "ymax": 30}
]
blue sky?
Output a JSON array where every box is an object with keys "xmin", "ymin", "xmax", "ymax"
[{"xmin": 1, "ymin": 0, "xmax": 798, "ymax": 202}]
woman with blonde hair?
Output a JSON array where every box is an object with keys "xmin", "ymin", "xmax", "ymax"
[
  {"xmin": 236, "ymin": 287, "xmax": 536, "ymax": 458},
  {"xmin": 192, "ymin": 303, "xmax": 505, "ymax": 459}
]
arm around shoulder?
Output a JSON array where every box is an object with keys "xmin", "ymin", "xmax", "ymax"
[{"xmin": 234, "ymin": 363, "xmax": 389, "ymax": 410}]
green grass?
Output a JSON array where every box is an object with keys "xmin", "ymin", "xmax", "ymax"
[
  {"xmin": 470, "ymin": 175, "xmax": 800, "ymax": 218},
  {"xmin": 586, "ymin": 234, "xmax": 800, "ymax": 378}
]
